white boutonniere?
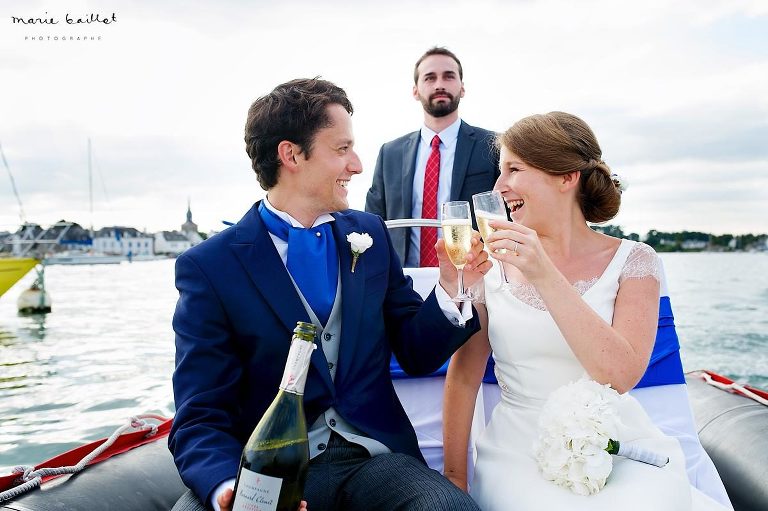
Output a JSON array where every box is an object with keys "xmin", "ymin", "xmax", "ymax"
[{"xmin": 346, "ymin": 232, "xmax": 373, "ymax": 273}]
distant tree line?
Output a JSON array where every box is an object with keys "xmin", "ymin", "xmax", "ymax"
[{"xmin": 590, "ymin": 225, "xmax": 768, "ymax": 252}]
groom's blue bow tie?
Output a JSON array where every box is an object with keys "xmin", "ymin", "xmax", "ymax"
[{"xmin": 258, "ymin": 202, "xmax": 338, "ymax": 326}]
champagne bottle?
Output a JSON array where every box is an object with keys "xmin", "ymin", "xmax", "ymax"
[{"xmin": 232, "ymin": 321, "xmax": 317, "ymax": 511}]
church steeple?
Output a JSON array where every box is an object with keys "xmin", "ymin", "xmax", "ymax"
[{"xmin": 182, "ymin": 198, "xmax": 198, "ymax": 235}]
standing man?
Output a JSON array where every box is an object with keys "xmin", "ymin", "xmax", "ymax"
[
  {"xmin": 365, "ymin": 47, "xmax": 500, "ymax": 267},
  {"xmin": 169, "ymin": 78, "xmax": 489, "ymax": 511}
]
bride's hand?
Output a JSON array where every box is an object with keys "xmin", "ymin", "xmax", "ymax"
[{"xmin": 486, "ymin": 220, "xmax": 554, "ymax": 284}]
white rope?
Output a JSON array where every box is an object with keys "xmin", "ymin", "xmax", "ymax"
[
  {"xmin": 700, "ymin": 372, "xmax": 768, "ymax": 406},
  {"xmin": 0, "ymin": 414, "xmax": 167, "ymax": 503}
]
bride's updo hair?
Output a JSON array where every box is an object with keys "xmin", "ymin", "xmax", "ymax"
[{"xmin": 498, "ymin": 112, "xmax": 620, "ymax": 223}]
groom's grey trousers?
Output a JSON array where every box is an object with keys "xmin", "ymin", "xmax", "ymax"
[{"xmin": 172, "ymin": 432, "xmax": 480, "ymax": 510}]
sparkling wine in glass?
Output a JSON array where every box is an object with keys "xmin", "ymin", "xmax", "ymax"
[
  {"xmin": 441, "ymin": 201, "xmax": 474, "ymax": 302},
  {"xmin": 472, "ymin": 190, "xmax": 511, "ymax": 291}
]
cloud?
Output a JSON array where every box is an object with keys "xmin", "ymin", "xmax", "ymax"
[
  {"xmin": 594, "ymin": 104, "xmax": 768, "ymax": 165},
  {"xmin": 1, "ymin": 0, "xmax": 766, "ymax": 235},
  {"xmin": 615, "ymin": 158, "xmax": 768, "ymax": 235}
]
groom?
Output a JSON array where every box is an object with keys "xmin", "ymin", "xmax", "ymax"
[{"xmin": 169, "ymin": 78, "xmax": 489, "ymax": 511}]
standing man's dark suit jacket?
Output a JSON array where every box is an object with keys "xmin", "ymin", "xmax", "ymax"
[
  {"xmin": 169, "ymin": 203, "xmax": 480, "ymax": 505},
  {"xmin": 365, "ymin": 120, "xmax": 500, "ymax": 265}
]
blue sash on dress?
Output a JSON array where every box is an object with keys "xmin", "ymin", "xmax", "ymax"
[
  {"xmin": 635, "ymin": 296, "xmax": 685, "ymax": 388},
  {"xmin": 390, "ymin": 296, "xmax": 683, "ymax": 387}
]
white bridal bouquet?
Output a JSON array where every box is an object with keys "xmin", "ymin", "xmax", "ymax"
[{"xmin": 533, "ymin": 378, "xmax": 668, "ymax": 496}]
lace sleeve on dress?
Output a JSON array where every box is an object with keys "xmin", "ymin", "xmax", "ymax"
[{"xmin": 619, "ymin": 242, "xmax": 661, "ymax": 284}]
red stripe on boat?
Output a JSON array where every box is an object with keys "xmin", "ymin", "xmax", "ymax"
[{"xmin": 0, "ymin": 418, "xmax": 172, "ymax": 492}]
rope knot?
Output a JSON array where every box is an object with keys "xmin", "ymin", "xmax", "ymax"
[
  {"xmin": 1, "ymin": 415, "xmax": 169, "ymax": 503},
  {"xmin": 11, "ymin": 465, "xmax": 36, "ymax": 483},
  {"xmin": 130, "ymin": 415, "xmax": 159, "ymax": 437}
]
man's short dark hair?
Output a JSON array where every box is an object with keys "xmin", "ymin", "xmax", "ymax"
[
  {"xmin": 413, "ymin": 47, "xmax": 463, "ymax": 84},
  {"xmin": 244, "ymin": 78, "xmax": 353, "ymax": 190}
]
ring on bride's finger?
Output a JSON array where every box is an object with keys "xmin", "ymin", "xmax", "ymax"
[{"xmin": 513, "ymin": 241, "xmax": 519, "ymax": 256}]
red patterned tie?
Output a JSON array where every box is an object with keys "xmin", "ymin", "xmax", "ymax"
[{"xmin": 420, "ymin": 135, "xmax": 441, "ymax": 267}]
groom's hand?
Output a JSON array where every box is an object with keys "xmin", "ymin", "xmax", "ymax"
[
  {"xmin": 436, "ymin": 231, "xmax": 491, "ymax": 295},
  {"xmin": 217, "ymin": 488, "xmax": 233, "ymax": 511},
  {"xmin": 218, "ymin": 489, "xmax": 308, "ymax": 511}
]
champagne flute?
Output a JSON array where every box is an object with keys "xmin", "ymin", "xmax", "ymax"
[
  {"xmin": 472, "ymin": 190, "xmax": 511, "ymax": 291},
  {"xmin": 441, "ymin": 201, "xmax": 474, "ymax": 302}
]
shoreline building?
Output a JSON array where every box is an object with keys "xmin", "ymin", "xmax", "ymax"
[
  {"xmin": 154, "ymin": 231, "xmax": 192, "ymax": 256},
  {"xmin": 4, "ymin": 221, "xmax": 92, "ymax": 257},
  {"xmin": 93, "ymin": 227, "xmax": 154, "ymax": 256},
  {"xmin": 181, "ymin": 199, "xmax": 203, "ymax": 246}
]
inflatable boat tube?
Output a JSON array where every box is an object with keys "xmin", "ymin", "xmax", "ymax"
[
  {"xmin": 1, "ymin": 371, "xmax": 765, "ymax": 511},
  {"xmin": 0, "ymin": 439, "xmax": 186, "ymax": 511},
  {"xmin": 686, "ymin": 371, "xmax": 768, "ymax": 511}
]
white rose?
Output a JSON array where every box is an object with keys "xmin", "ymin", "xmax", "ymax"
[{"xmin": 347, "ymin": 232, "xmax": 373, "ymax": 254}]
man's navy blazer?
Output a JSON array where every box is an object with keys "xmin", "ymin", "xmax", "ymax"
[
  {"xmin": 169, "ymin": 203, "xmax": 480, "ymax": 504},
  {"xmin": 365, "ymin": 120, "xmax": 500, "ymax": 264}
]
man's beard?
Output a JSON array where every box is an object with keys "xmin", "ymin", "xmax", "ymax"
[{"xmin": 421, "ymin": 92, "xmax": 460, "ymax": 118}]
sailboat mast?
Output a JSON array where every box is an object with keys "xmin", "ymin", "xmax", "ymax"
[
  {"xmin": 0, "ymin": 140, "xmax": 27, "ymax": 224},
  {"xmin": 88, "ymin": 138, "xmax": 93, "ymax": 236}
]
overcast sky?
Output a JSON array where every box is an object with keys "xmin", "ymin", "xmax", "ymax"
[{"xmin": 2, "ymin": 0, "xmax": 766, "ymax": 236}]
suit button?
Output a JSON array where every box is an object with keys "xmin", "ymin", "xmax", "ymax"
[
  {"xmin": 318, "ymin": 443, "xmax": 326, "ymax": 451},
  {"xmin": 328, "ymin": 362, "xmax": 334, "ymax": 370},
  {"xmin": 323, "ymin": 333, "xmax": 332, "ymax": 341},
  {"xmin": 329, "ymin": 418, "xmax": 337, "ymax": 427}
]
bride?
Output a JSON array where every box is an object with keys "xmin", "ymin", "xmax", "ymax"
[{"xmin": 442, "ymin": 112, "xmax": 728, "ymax": 510}]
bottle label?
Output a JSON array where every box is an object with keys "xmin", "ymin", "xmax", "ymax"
[
  {"xmin": 232, "ymin": 467, "xmax": 282, "ymax": 511},
  {"xmin": 279, "ymin": 338, "xmax": 316, "ymax": 394}
]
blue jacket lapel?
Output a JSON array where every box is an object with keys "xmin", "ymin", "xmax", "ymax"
[
  {"xmin": 330, "ymin": 212, "xmax": 365, "ymax": 386},
  {"xmin": 451, "ymin": 121, "xmax": 475, "ymax": 200},
  {"xmin": 230, "ymin": 202, "xmax": 334, "ymax": 395}
]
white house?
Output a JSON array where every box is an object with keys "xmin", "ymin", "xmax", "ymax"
[
  {"xmin": 154, "ymin": 231, "xmax": 192, "ymax": 256},
  {"xmin": 681, "ymin": 239, "xmax": 708, "ymax": 250},
  {"xmin": 93, "ymin": 227, "xmax": 154, "ymax": 256}
]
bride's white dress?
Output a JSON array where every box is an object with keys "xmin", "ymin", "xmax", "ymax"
[{"xmin": 471, "ymin": 239, "xmax": 724, "ymax": 510}]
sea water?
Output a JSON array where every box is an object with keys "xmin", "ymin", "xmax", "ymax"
[
  {"xmin": 0, "ymin": 254, "xmax": 766, "ymax": 470},
  {"xmin": 661, "ymin": 252, "xmax": 767, "ymax": 388}
]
